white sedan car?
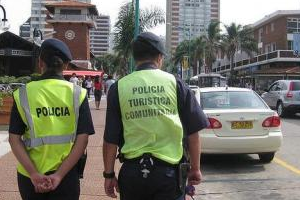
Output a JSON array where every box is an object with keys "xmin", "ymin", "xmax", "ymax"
[{"xmin": 192, "ymin": 86, "xmax": 282, "ymax": 163}]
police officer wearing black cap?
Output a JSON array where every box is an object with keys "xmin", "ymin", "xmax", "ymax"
[
  {"xmin": 9, "ymin": 38, "xmax": 95, "ymax": 200},
  {"xmin": 103, "ymin": 32, "xmax": 209, "ymax": 200}
]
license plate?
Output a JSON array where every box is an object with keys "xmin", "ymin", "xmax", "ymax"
[{"xmin": 231, "ymin": 121, "xmax": 253, "ymax": 129}]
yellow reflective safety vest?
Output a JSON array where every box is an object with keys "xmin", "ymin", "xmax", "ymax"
[
  {"xmin": 118, "ymin": 69, "xmax": 184, "ymax": 164},
  {"xmin": 13, "ymin": 79, "xmax": 86, "ymax": 177}
]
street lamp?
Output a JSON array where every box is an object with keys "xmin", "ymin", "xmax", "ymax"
[
  {"xmin": 32, "ymin": 28, "xmax": 43, "ymax": 73},
  {"xmin": 33, "ymin": 28, "xmax": 43, "ymax": 42},
  {"xmin": 0, "ymin": 4, "xmax": 10, "ymax": 31}
]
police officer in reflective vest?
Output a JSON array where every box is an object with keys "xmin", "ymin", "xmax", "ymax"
[
  {"xmin": 103, "ymin": 32, "xmax": 209, "ymax": 200},
  {"xmin": 9, "ymin": 38, "xmax": 95, "ymax": 200}
]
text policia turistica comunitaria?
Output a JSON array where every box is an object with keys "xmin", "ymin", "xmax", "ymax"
[{"xmin": 124, "ymin": 85, "xmax": 177, "ymax": 120}]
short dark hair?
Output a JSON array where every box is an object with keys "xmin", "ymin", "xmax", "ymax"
[{"xmin": 132, "ymin": 40, "xmax": 161, "ymax": 62}]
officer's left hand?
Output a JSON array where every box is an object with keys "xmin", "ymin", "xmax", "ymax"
[
  {"xmin": 104, "ymin": 177, "xmax": 119, "ymax": 198},
  {"xmin": 48, "ymin": 173, "xmax": 63, "ymax": 190}
]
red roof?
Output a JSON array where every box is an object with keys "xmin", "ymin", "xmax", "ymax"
[
  {"xmin": 63, "ymin": 70, "xmax": 103, "ymax": 77},
  {"xmin": 46, "ymin": 0, "xmax": 95, "ymax": 8},
  {"xmin": 45, "ymin": 0, "xmax": 98, "ymax": 15}
]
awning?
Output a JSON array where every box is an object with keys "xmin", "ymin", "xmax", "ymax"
[{"xmin": 63, "ymin": 70, "xmax": 103, "ymax": 77}]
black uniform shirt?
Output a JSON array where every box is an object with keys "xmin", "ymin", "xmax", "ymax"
[
  {"xmin": 104, "ymin": 63, "xmax": 209, "ymax": 145},
  {"xmin": 9, "ymin": 72, "xmax": 95, "ymax": 135}
]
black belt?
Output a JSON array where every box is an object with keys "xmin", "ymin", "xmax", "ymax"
[{"xmin": 123, "ymin": 154, "xmax": 178, "ymax": 168}]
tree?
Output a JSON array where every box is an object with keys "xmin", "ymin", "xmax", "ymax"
[
  {"xmin": 95, "ymin": 54, "xmax": 121, "ymax": 76},
  {"xmin": 173, "ymin": 37, "xmax": 206, "ymax": 77},
  {"xmin": 203, "ymin": 21, "xmax": 221, "ymax": 72},
  {"xmin": 113, "ymin": 2, "xmax": 165, "ymax": 76},
  {"xmin": 221, "ymin": 23, "xmax": 257, "ymax": 85}
]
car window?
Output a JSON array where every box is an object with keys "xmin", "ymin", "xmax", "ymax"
[
  {"xmin": 280, "ymin": 82, "xmax": 288, "ymax": 90},
  {"xmin": 291, "ymin": 82, "xmax": 300, "ymax": 91},
  {"xmin": 200, "ymin": 91, "xmax": 268, "ymax": 110},
  {"xmin": 269, "ymin": 83, "xmax": 278, "ymax": 92}
]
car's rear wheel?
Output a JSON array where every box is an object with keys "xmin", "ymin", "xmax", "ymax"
[
  {"xmin": 259, "ymin": 152, "xmax": 275, "ymax": 163},
  {"xmin": 277, "ymin": 102, "xmax": 287, "ymax": 117}
]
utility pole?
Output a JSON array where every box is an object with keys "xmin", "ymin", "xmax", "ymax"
[{"xmin": 129, "ymin": 0, "xmax": 140, "ymax": 73}]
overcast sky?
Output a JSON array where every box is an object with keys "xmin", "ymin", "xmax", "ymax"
[{"xmin": 1, "ymin": 0, "xmax": 300, "ymax": 36}]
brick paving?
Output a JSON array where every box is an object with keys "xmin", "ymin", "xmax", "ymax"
[{"xmin": 0, "ymin": 98, "xmax": 121, "ymax": 200}]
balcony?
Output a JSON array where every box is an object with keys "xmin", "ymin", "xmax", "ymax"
[
  {"xmin": 216, "ymin": 50, "xmax": 300, "ymax": 73},
  {"xmin": 47, "ymin": 14, "xmax": 96, "ymax": 27}
]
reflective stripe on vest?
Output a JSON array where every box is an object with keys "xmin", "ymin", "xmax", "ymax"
[{"xmin": 19, "ymin": 84, "xmax": 81, "ymax": 148}]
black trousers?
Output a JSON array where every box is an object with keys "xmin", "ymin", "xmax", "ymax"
[
  {"xmin": 118, "ymin": 161, "xmax": 183, "ymax": 200},
  {"xmin": 17, "ymin": 167, "xmax": 80, "ymax": 200}
]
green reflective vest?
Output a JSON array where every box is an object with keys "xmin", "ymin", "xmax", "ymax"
[
  {"xmin": 118, "ymin": 69, "xmax": 183, "ymax": 164},
  {"xmin": 13, "ymin": 79, "xmax": 86, "ymax": 177}
]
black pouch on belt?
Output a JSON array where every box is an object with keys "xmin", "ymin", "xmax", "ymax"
[
  {"xmin": 178, "ymin": 162, "xmax": 190, "ymax": 194},
  {"xmin": 77, "ymin": 149, "xmax": 87, "ymax": 179}
]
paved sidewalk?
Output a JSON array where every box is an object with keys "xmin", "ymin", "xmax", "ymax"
[{"xmin": 0, "ymin": 99, "xmax": 121, "ymax": 200}]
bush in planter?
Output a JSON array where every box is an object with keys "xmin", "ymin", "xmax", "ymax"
[
  {"xmin": 16, "ymin": 76, "xmax": 31, "ymax": 84},
  {"xmin": 0, "ymin": 76, "xmax": 18, "ymax": 84}
]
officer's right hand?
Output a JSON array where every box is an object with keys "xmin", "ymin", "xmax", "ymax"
[
  {"xmin": 187, "ymin": 169, "xmax": 202, "ymax": 186},
  {"xmin": 104, "ymin": 177, "xmax": 119, "ymax": 198},
  {"xmin": 30, "ymin": 172, "xmax": 52, "ymax": 193}
]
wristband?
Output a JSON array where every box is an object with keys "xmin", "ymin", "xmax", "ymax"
[{"xmin": 103, "ymin": 171, "xmax": 115, "ymax": 179}]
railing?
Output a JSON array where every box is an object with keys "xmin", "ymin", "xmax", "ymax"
[
  {"xmin": 52, "ymin": 14, "xmax": 95, "ymax": 22},
  {"xmin": 216, "ymin": 50, "xmax": 300, "ymax": 72}
]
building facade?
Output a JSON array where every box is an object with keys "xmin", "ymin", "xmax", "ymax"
[
  {"xmin": 30, "ymin": 0, "xmax": 91, "ymax": 39},
  {"xmin": 213, "ymin": 10, "xmax": 300, "ymax": 91},
  {"xmin": 89, "ymin": 15, "xmax": 110, "ymax": 57},
  {"xmin": 45, "ymin": 0, "xmax": 98, "ymax": 69},
  {"xmin": 166, "ymin": 0, "xmax": 220, "ymax": 55}
]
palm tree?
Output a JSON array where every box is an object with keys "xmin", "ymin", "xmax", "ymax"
[
  {"xmin": 203, "ymin": 21, "xmax": 221, "ymax": 72},
  {"xmin": 95, "ymin": 54, "xmax": 121, "ymax": 76},
  {"xmin": 221, "ymin": 23, "xmax": 257, "ymax": 85},
  {"xmin": 113, "ymin": 2, "xmax": 165, "ymax": 76},
  {"xmin": 173, "ymin": 37, "xmax": 206, "ymax": 76}
]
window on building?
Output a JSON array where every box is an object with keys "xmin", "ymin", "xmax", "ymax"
[
  {"xmin": 258, "ymin": 28, "xmax": 263, "ymax": 43},
  {"xmin": 271, "ymin": 23, "xmax": 275, "ymax": 32},
  {"xmin": 288, "ymin": 41, "xmax": 294, "ymax": 50},
  {"xmin": 271, "ymin": 43, "xmax": 276, "ymax": 51},
  {"xmin": 265, "ymin": 25, "xmax": 269, "ymax": 34},
  {"xmin": 265, "ymin": 44, "xmax": 271, "ymax": 53},
  {"xmin": 287, "ymin": 18, "xmax": 300, "ymax": 33},
  {"xmin": 60, "ymin": 9, "xmax": 81, "ymax": 15}
]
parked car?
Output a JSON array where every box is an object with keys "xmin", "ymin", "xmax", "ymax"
[
  {"xmin": 261, "ymin": 80, "xmax": 300, "ymax": 117},
  {"xmin": 190, "ymin": 86, "xmax": 282, "ymax": 163}
]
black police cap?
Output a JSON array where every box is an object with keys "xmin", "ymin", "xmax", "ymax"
[
  {"xmin": 40, "ymin": 38, "xmax": 72, "ymax": 62},
  {"xmin": 136, "ymin": 32, "xmax": 166, "ymax": 56}
]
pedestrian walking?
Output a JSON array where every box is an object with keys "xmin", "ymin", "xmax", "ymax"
[
  {"xmin": 8, "ymin": 38, "xmax": 95, "ymax": 200},
  {"xmin": 94, "ymin": 75, "xmax": 102, "ymax": 110},
  {"xmin": 85, "ymin": 76, "xmax": 93, "ymax": 99},
  {"xmin": 102, "ymin": 32, "xmax": 209, "ymax": 200},
  {"xmin": 69, "ymin": 73, "xmax": 79, "ymax": 85},
  {"xmin": 104, "ymin": 75, "xmax": 115, "ymax": 96}
]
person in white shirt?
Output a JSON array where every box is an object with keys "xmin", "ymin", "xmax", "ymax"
[
  {"xmin": 85, "ymin": 76, "xmax": 93, "ymax": 98},
  {"xmin": 105, "ymin": 75, "xmax": 115, "ymax": 96},
  {"xmin": 69, "ymin": 73, "xmax": 79, "ymax": 85}
]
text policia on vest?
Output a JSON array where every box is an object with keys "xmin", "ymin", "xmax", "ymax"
[
  {"xmin": 124, "ymin": 85, "xmax": 177, "ymax": 120},
  {"xmin": 36, "ymin": 107, "xmax": 71, "ymax": 118}
]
